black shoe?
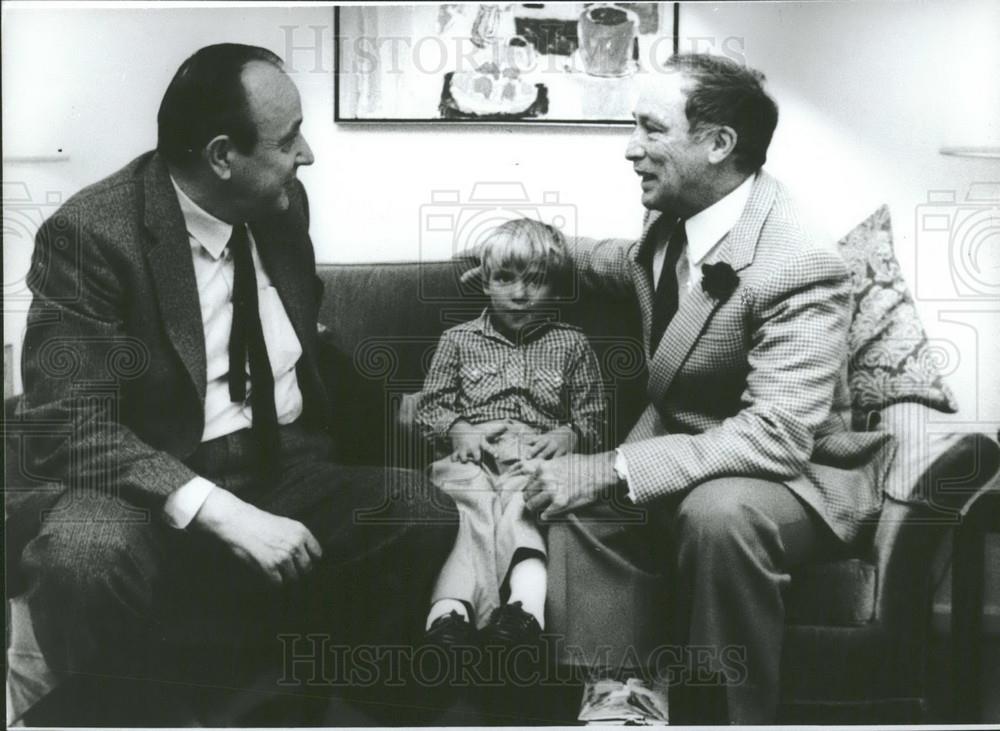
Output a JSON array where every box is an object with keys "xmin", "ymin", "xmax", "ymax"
[
  {"xmin": 415, "ymin": 611, "xmax": 479, "ymax": 716},
  {"xmin": 478, "ymin": 601, "xmax": 544, "ymax": 688},
  {"xmin": 423, "ymin": 609, "xmax": 477, "ymax": 649},
  {"xmin": 479, "ymin": 601, "xmax": 542, "ymax": 648}
]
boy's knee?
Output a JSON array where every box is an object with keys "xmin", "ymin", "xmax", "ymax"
[{"xmin": 431, "ymin": 459, "xmax": 491, "ymax": 490}]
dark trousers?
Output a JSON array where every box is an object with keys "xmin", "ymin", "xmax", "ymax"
[
  {"xmin": 18, "ymin": 422, "xmax": 458, "ymax": 684},
  {"xmin": 665, "ymin": 477, "xmax": 833, "ymax": 724}
]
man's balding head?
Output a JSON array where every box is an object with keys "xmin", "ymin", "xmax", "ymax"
[
  {"xmin": 157, "ymin": 44, "xmax": 313, "ymax": 221},
  {"xmin": 156, "ymin": 43, "xmax": 284, "ymax": 168}
]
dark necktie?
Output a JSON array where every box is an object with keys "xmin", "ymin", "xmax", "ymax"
[
  {"xmin": 227, "ymin": 224, "xmax": 280, "ymax": 470},
  {"xmin": 649, "ymin": 219, "xmax": 687, "ymax": 354}
]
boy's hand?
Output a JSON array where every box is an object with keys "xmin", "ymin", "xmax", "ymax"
[
  {"xmin": 448, "ymin": 420, "xmax": 509, "ymax": 463},
  {"xmin": 525, "ymin": 426, "xmax": 578, "ymax": 459},
  {"xmin": 450, "ymin": 430, "xmax": 483, "ymax": 463}
]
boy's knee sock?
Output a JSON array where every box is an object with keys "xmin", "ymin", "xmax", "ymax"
[
  {"xmin": 507, "ymin": 556, "xmax": 546, "ymax": 629},
  {"xmin": 425, "ymin": 598, "xmax": 470, "ymax": 630}
]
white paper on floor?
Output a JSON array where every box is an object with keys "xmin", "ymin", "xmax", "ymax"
[{"xmin": 577, "ymin": 676, "xmax": 669, "ymax": 725}]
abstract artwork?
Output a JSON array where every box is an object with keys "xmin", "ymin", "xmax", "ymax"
[{"xmin": 335, "ymin": 3, "xmax": 677, "ymax": 124}]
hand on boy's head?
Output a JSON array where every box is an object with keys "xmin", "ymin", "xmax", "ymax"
[
  {"xmin": 525, "ymin": 426, "xmax": 578, "ymax": 459},
  {"xmin": 456, "ymin": 249, "xmax": 483, "ymax": 288},
  {"xmin": 459, "ymin": 264, "xmax": 483, "ymax": 287},
  {"xmin": 455, "ymin": 239, "xmax": 484, "ymax": 286}
]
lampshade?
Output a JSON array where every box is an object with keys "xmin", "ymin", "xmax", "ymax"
[{"xmin": 938, "ymin": 3, "xmax": 1000, "ymax": 158}]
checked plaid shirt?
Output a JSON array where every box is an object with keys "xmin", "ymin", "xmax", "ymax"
[{"xmin": 415, "ymin": 311, "xmax": 605, "ymax": 452}]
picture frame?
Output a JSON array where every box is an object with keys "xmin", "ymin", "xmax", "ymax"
[{"xmin": 334, "ymin": 3, "xmax": 678, "ymax": 125}]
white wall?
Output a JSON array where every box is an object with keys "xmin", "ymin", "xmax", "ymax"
[{"xmin": 3, "ymin": 1, "xmax": 998, "ymax": 430}]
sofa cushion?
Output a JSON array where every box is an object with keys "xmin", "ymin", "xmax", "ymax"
[
  {"xmin": 837, "ymin": 205, "xmax": 958, "ymax": 430},
  {"xmin": 786, "ymin": 558, "xmax": 877, "ymax": 626}
]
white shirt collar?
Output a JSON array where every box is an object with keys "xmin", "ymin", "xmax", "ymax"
[
  {"xmin": 683, "ymin": 173, "xmax": 756, "ymax": 266},
  {"xmin": 169, "ymin": 175, "xmax": 234, "ymax": 260}
]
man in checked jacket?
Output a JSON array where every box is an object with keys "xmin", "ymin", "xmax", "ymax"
[{"xmin": 518, "ymin": 54, "xmax": 895, "ymax": 723}]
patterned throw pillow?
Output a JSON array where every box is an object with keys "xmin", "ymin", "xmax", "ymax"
[{"xmin": 837, "ymin": 205, "xmax": 958, "ymax": 429}]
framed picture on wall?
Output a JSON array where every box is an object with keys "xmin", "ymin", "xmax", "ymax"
[{"xmin": 335, "ymin": 3, "xmax": 678, "ymax": 125}]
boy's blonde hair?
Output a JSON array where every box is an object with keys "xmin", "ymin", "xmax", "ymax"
[{"xmin": 480, "ymin": 218, "xmax": 570, "ymax": 293}]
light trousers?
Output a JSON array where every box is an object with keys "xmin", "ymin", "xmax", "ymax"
[{"xmin": 429, "ymin": 422, "xmax": 547, "ymax": 626}]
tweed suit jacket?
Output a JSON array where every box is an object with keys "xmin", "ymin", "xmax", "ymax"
[
  {"xmin": 573, "ymin": 172, "xmax": 894, "ymax": 544},
  {"xmin": 16, "ymin": 151, "xmax": 330, "ymax": 515}
]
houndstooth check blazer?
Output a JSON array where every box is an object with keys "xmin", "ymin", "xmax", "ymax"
[{"xmin": 573, "ymin": 172, "xmax": 895, "ymax": 544}]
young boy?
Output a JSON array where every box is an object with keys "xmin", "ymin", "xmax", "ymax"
[{"xmin": 415, "ymin": 218, "xmax": 605, "ymax": 648}]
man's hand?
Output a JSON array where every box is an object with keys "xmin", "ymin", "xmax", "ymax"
[
  {"xmin": 191, "ymin": 488, "xmax": 322, "ymax": 586},
  {"xmin": 525, "ymin": 426, "xmax": 578, "ymax": 460},
  {"xmin": 459, "ymin": 264, "xmax": 482, "ymax": 287},
  {"xmin": 448, "ymin": 420, "xmax": 509, "ymax": 463},
  {"xmin": 520, "ymin": 451, "xmax": 618, "ymax": 520}
]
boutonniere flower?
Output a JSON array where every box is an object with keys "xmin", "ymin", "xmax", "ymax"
[{"xmin": 701, "ymin": 262, "xmax": 740, "ymax": 301}]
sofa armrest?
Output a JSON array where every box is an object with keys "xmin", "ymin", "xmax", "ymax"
[
  {"xmin": 951, "ymin": 479, "xmax": 1000, "ymax": 721},
  {"xmin": 871, "ymin": 432, "xmax": 1000, "ymax": 627}
]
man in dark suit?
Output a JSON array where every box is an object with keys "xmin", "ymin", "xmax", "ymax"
[
  {"xmin": 13, "ymin": 43, "xmax": 455, "ymax": 717},
  {"xmin": 514, "ymin": 55, "xmax": 895, "ymax": 723}
]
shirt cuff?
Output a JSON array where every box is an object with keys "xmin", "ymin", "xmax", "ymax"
[
  {"xmin": 614, "ymin": 448, "xmax": 637, "ymax": 502},
  {"xmin": 163, "ymin": 476, "xmax": 217, "ymax": 529}
]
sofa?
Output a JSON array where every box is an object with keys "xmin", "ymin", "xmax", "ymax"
[
  {"xmin": 312, "ymin": 255, "xmax": 1000, "ymax": 724},
  {"xmin": 6, "ymin": 222, "xmax": 1000, "ymax": 724}
]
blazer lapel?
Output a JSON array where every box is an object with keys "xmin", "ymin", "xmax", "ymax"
[
  {"xmin": 646, "ymin": 262, "xmax": 724, "ymax": 405},
  {"xmin": 645, "ymin": 172, "xmax": 779, "ymax": 404},
  {"xmin": 142, "ymin": 155, "xmax": 207, "ymax": 401}
]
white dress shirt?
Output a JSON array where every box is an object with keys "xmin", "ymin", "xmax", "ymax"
[
  {"xmin": 650, "ymin": 173, "xmax": 756, "ymax": 295},
  {"xmin": 162, "ymin": 178, "xmax": 305, "ymax": 528},
  {"xmin": 615, "ymin": 174, "xmax": 757, "ymax": 498}
]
